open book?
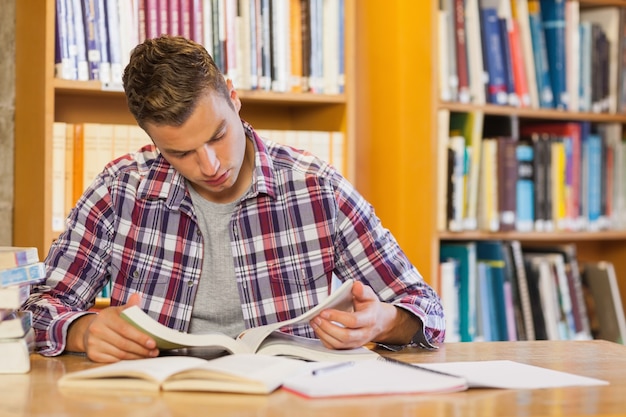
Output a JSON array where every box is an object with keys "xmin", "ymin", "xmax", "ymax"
[
  {"xmin": 121, "ymin": 279, "xmax": 379, "ymax": 361},
  {"xmin": 58, "ymin": 354, "xmax": 315, "ymax": 394}
]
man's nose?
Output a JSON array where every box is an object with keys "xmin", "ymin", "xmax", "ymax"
[{"xmin": 199, "ymin": 144, "xmax": 219, "ymax": 176}]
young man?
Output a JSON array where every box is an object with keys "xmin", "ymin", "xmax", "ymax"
[{"xmin": 23, "ymin": 36, "xmax": 445, "ymax": 363}]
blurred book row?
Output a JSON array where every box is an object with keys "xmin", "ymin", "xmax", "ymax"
[
  {"xmin": 439, "ymin": 112, "xmax": 626, "ymax": 233},
  {"xmin": 56, "ymin": 0, "xmax": 345, "ymax": 94},
  {"xmin": 439, "ymin": 0, "xmax": 626, "ymax": 113},
  {"xmin": 440, "ymin": 240, "xmax": 626, "ymax": 344},
  {"xmin": 0, "ymin": 247, "xmax": 46, "ymax": 374},
  {"xmin": 51, "ymin": 122, "xmax": 346, "ymax": 235}
]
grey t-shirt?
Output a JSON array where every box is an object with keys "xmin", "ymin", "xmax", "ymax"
[{"xmin": 186, "ymin": 183, "xmax": 245, "ymax": 337}]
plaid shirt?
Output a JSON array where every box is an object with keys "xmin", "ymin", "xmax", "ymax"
[{"xmin": 24, "ymin": 122, "xmax": 445, "ymax": 356}]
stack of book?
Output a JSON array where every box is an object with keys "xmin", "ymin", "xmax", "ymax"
[{"xmin": 0, "ymin": 246, "xmax": 45, "ymax": 374}]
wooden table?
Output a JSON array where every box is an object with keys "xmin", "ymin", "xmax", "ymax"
[{"xmin": 1, "ymin": 340, "xmax": 625, "ymax": 416}]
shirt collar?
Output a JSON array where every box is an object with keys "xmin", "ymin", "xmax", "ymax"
[{"xmin": 138, "ymin": 120, "xmax": 278, "ymax": 210}]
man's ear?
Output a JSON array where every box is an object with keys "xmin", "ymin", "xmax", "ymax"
[{"xmin": 226, "ymin": 78, "xmax": 242, "ymax": 112}]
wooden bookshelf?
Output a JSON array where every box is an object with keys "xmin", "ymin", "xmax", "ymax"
[
  {"xmin": 14, "ymin": 0, "xmax": 356, "ymax": 259},
  {"xmin": 354, "ymin": 0, "xmax": 626, "ymax": 314}
]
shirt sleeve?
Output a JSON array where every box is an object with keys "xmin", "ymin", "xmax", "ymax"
[
  {"xmin": 21, "ymin": 176, "xmax": 115, "ymax": 356},
  {"xmin": 331, "ymin": 174, "xmax": 446, "ymax": 346}
]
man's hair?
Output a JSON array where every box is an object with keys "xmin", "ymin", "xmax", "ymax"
[{"xmin": 122, "ymin": 35, "xmax": 232, "ymax": 128}]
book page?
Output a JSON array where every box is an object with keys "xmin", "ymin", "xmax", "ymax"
[
  {"xmin": 162, "ymin": 354, "xmax": 313, "ymax": 394},
  {"xmin": 121, "ymin": 306, "xmax": 248, "ymax": 354},
  {"xmin": 418, "ymin": 360, "xmax": 609, "ymax": 389},
  {"xmin": 235, "ymin": 279, "xmax": 355, "ymax": 352},
  {"xmin": 58, "ymin": 356, "xmax": 209, "ymax": 391},
  {"xmin": 256, "ymin": 331, "xmax": 379, "ymax": 361},
  {"xmin": 281, "ymin": 357, "xmax": 468, "ymax": 398}
]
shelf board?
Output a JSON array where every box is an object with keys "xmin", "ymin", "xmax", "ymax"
[
  {"xmin": 438, "ymin": 102, "xmax": 626, "ymax": 123},
  {"xmin": 439, "ymin": 230, "xmax": 626, "ymax": 242},
  {"xmin": 54, "ymin": 78, "xmax": 347, "ymax": 105}
]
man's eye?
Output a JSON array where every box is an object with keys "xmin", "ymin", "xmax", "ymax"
[{"xmin": 173, "ymin": 151, "xmax": 190, "ymax": 158}]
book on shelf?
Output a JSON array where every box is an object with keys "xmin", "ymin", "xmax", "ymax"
[
  {"xmin": 0, "ymin": 247, "xmax": 39, "ymax": 270},
  {"xmin": 465, "ymin": 0, "xmax": 486, "ymax": 105},
  {"xmin": 121, "ymin": 279, "xmax": 379, "ymax": 361},
  {"xmin": 514, "ymin": 0, "xmax": 540, "ymax": 108},
  {"xmin": 515, "ymin": 141, "xmax": 535, "ymax": 232},
  {"xmin": 527, "ymin": 0, "xmax": 555, "ymax": 108},
  {"xmin": 440, "ymin": 242, "xmax": 478, "ymax": 342},
  {"xmin": 496, "ymin": 137, "xmax": 518, "ymax": 231},
  {"xmin": 540, "ymin": 0, "xmax": 567, "ymax": 109},
  {"xmin": 58, "ymin": 353, "xmax": 315, "ymax": 394},
  {"xmin": 503, "ymin": 240, "xmax": 534, "ymax": 341},
  {"xmin": 579, "ymin": 6, "xmax": 622, "ymax": 114},
  {"xmin": 0, "ymin": 311, "xmax": 32, "ymax": 339},
  {"xmin": 439, "ymin": 259, "xmax": 461, "ymax": 342},
  {"xmin": 0, "ymin": 328, "xmax": 34, "ymax": 374},
  {"xmin": 476, "ymin": 241, "xmax": 517, "ymax": 341},
  {"xmin": 524, "ymin": 244, "xmax": 591, "ymax": 340},
  {"xmin": 479, "ymin": 1, "xmax": 508, "ymax": 105},
  {"xmin": 582, "ymin": 261, "xmax": 626, "ymax": 345}
]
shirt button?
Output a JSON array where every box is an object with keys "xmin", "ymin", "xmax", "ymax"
[
  {"xmin": 196, "ymin": 229, "xmax": 201, "ymax": 236},
  {"xmin": 133, "ymin": 271, "xmax": 139, "ymax": 278},
  {"xmin": 187, "ymin": 280, "xmax": 194, "ymax": 287}
]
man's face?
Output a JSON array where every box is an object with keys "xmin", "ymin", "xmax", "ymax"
[{"xmin": 145, "ymin": 89, "xmax": 251, "ymax": 204}]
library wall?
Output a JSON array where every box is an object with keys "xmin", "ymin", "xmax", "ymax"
[{"xmin": 0, "ymin": 0, "xmax": 15, "ymax": 246}]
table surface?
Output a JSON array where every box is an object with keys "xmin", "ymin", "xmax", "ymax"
[{"xmin": 1, "ymin": 340, "xmax": 625, "ymax": 417}]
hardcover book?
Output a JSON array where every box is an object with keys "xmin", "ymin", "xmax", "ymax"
[
  {"xmin": 582, "ymin": 261, "xmax": 626, "ymax": 344},
  {"xmin": 121, "ymin": 279, "xmax": 379, "ymax": 362}
]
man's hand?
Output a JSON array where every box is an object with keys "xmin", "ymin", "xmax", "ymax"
[
  {"xmin": 309, "ymin": 281, "xmax": 422, "ymax": 349},
  {"xmin": 66, "ymin": 293, "xmax": 159, "ymax": 363}
]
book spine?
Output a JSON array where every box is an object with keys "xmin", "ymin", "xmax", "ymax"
[
  {"xmin": 69, "ymin": 0, "xmax": 90, "ymax": 80},
  {"xmin": 105, "ymin": 0, "xmax": 123, "ymax": 85},
  {"xmin": 453, "ymin": 0, "xmax": 470, "ymax": 103},
  {"xmin": 82, "ymin": 0, "xmax": 102, "ymax": 80},
  {"xmin": 540, "ymin": 0, "xmax": 568, "ymax": 109},
  {"xmin": 0, "ymin": 248, "xmax": 39, "ymax": 270},
  {"xmin": 190, "ymin": 0, "xmax": 204, "ymax": 44},
  {"xmin": 169, "ymin": 0, "xmax": 180, "ymax": 35},
  {"xmin": 0, "ymin": 284, "xmax": 31, "ymax": 310},
  {"xmin": 0, "ymin": 262, "xmax": 46, "ymax": 288},
  {"xmin": 497, "ymin": 137, "xmax": 518, "ymax": 231},
  {"xmin": 515, "ymin": 142, "xmax": 535, "ymax": 231},
  {"xmin": 528, "ymin": 0, "xmax": 554, "ymax": 108},
  {"xmin": 480, "ymin": 7, "xmax": 508, "ymax": 105}
]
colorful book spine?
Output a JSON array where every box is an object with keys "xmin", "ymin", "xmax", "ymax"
[
  {"xmin": 480, "ymin": 7, "xmax": 508, "ymax": 105},
  {"xmin": 105, "ymin": 0, "xmax": 123, "ymax": 84},
  {"xmin": 585, "ymin": 133, "xmax": 603, "ymax": 230},
  {"xmin": 528, "ymin": 0, "xmax": 554, "ymax": 108},
  {"xmin": 0, "ymin": 262, "xmax": 47, "ymax": 288},
  {"xmin": 516, "ymin": 142, "xmax": 535, "ymax": 231},
  {"xmin": 540, "ymin": 0, "xmax": 568, "ymax": 109},
  {"xmin": 0, "ymin": 247, "xmax": 39, "ymax": 270},
  {"xmin": 453, "ymin": 0, "xmax": 470, "ymax": 103},
  {"xmin": 0, "ymin": 285, "xmax": 31, "ymax": 310}
]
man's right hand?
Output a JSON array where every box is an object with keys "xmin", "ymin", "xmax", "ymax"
[{"xmin": 66, "ymin": 293, "xmax": 159, "ymax": 363}]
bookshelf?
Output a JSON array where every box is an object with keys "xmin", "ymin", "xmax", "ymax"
[
  {"xmin": 354, "ymin": 0, "xmax": 626, "ymax": 315},
  {"xmin": 14, "ymin": 0, "xmax": 356, "ymax": 259}
]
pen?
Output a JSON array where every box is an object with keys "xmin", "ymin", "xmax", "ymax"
[
  {"xmin": 381, "ymin": 357, "xmax": 461, "ymax": 379},
  {"xmin": 312, "ymin": 361, "xmax": 355, "ymax": 376}
]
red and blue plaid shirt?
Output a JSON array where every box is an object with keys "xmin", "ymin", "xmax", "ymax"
[{"xmin": 24, "ymin": 122, "xmax": 445, "ymax": 356}]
